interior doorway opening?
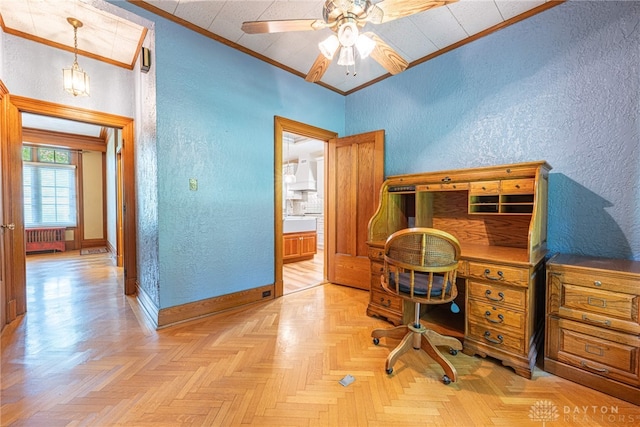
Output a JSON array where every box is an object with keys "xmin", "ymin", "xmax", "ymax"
[
  {"xmin": 20, "ymin": 115, "xmax": 123, "ymax": 261},
  {"xmin": 2, "ymin": 95, "xmax": 138, "ymax": 329},
  {"xmin": 273, "ymin": 117, "xmax": 337, "ymax": 298},
  {"xmin": 282, "ymin": 131, "xmax": 325, "ymax": 295}
]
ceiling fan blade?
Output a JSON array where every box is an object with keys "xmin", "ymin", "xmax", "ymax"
[
  {"xmin": 375, "ymin": 0, "xmax": 458, "ymax": 24},
  {"xmin": 365, "ymin": 32, "xmax": 408, "ymax": 75},
  {"xmin": 241, "ymin": 19, "xmax": 327, "ymax": 34},
  {"xmin": 305, "ymin": 52, "xmax": 333, "ymax": 82}
]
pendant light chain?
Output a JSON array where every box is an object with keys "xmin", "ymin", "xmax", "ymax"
[{"xmin": 73, "ymin": 24, "xmax": 79, "ymax": 66}]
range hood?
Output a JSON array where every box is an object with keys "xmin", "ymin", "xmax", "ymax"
[{"xmin": 289, "ymin": 156, "xmax": 316, "ymax": 191}]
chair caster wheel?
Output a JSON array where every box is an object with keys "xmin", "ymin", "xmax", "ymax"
[
  {"xmin": 373, "ymin": 337, "xmax": 379, "ymax": 345},
  {"xmin": 449, "ymin": 348, "xmax": 458, "ymax": 355},
  {"xmin": 386, "ymin": 368, "xmax": 393, "ymax": 374},
  {"xmin": 442, "ymin": 375, "xmax": 451, "ymax": 385}
]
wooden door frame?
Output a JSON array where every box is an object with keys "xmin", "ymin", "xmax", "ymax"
[
  {"xmin": 0, "ymin": 82, "xmax": 7, "ymax": 331},
  {"xmin": 116, "ymin": 150, "xmax": 124, "ymax": 267},
  {"xmin": 9, "ymin": 96, "xmax": 137, "ymax": 295},
  {"xmin": 273, "ymin": 116, "xmax": 337, "ymax": 297},
  {"xmin": 1, "ymin": 84, "xmax": 26, "ymax": 328}
]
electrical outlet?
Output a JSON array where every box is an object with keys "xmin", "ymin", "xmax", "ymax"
[{"xmin": 189, "ymin": 178, "xmax": 198, "ymax": 191}]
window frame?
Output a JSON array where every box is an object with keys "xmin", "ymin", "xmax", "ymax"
[{"xmin": 22, "ymin": 146, "xmax": 80, "ymax": 229}]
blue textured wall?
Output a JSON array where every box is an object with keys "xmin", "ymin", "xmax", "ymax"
[
  {"xmin": 346, "ymin": 2, "xmax": 640, "ymax": 261},
  {"xmin": 118, "ymin": 3, "xmax": 345, "ymax": 309}
]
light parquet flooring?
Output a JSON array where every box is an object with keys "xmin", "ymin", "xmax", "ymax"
[
  {"xmin": 283, "ymin": 250, "xmax": 324, "ymax": 295},
  {"xmin": 1, "ymin": 251, "xmax": 639, "ymax": 426}
]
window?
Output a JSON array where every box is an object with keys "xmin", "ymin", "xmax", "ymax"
[{"xmin": 23, "ymin": 147, "xmax": 77, "ymax": 227}]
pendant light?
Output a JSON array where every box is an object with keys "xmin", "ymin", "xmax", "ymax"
[
  {"xmin": 283, "ymin": 136, "xmax": 296, "ymax": 184},
  {"xmin": 62, "ymin": 17, "xmax": 90, "ymax": 97}
]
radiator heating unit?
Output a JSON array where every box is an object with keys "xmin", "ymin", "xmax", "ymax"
[{"xmin": 25, "ymin": 227, "xmax": 66, "ymax": 253}]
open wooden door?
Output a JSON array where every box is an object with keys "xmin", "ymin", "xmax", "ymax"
[
  {"xmin": 0, "ymin": 84, "xmax": 6, "ymax": 331},
  {"xmin": 326, "ymin": 130, "xmax": 384, "ymax": 290},
  {"xmin": 0, "ymin": 82, "xmax": 27, "ymax": 328}
]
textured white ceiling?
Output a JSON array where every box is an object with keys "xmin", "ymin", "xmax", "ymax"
[
  {"xmin": 21, "ymin": 113, "xmax": 104, "ymax": 138},
  {"xmin": 141, "ymin": 0, "xmax": 554, "ymax": 93},
  {"xmin": 0, "ymin": 0, "xmax": 146, "ymax": 68},
  {"xmin": 0, "ymin": 0, "xmax": 557, "ymax": 95}
]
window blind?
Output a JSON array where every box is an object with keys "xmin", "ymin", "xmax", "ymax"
[{"xmin": 23, "ymin": 162, "xmax": 77, "ymax": 227}]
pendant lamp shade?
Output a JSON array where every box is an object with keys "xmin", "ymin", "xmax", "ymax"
[{"xmin": 62, "ymin": 17, "xmax": 90, "ymax": 97}]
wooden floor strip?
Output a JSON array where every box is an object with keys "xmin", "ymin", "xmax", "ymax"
[{"xmin": 1, "ymin": 251, "xmax": 638, "ymax": 426}]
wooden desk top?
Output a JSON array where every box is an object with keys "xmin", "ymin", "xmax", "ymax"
[
  {"xmin": 368, "ymin": 240, "xmax": 545, "ymax": 268},
  {"xmin": 548, "ymin": 253, "xmax": 640, "ymax": 275},
  {"xmin": 461, "ymin": 243, "xmax": 542, "ymax": 267}
]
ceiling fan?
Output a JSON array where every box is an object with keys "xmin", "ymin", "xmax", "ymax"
[{"xmin": 241, "ymin": 0, "xmax": 457, "ymax": 82}]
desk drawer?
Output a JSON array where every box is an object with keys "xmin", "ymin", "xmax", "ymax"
[
  {"xmin": 501, "ymin": 179, "xmax": 534, "ymax": 194},
  {"xmin": 467, "ymin": 322, "xmax": 525, "ymax": 354},
  {"xmin": 468, "ymin": 299, "xmax": 525, "ymax": 333},
  {"xmin": 548, "ymin": 279, "xmax": 640, "ymax": 335},
  {"xmin": 417, "ymin": 183, "xmax": 470, "ymax": 191},
  {"xmin": 370, "ymin": 262, "xmax": 385, "ymax": 292},
  {"xmin": 468, "ymin": 262, "xmax": 529, "ymax": 287},
  {"xmin": 468, "ymin": 280, "xmax": 527, "ymax": 310},
  {"xmin": 370, "ymin": 289, "xmax": 402, "ymax": 312},
  {"xmin": 368, "ymin": 247, "xmax": 384, "ymax": 261},
  {"xmin": 562, "ymin": 284, "xmax": 637, "ymax": 323},
  {"xmin": 470, "ymin": 181, "xmax": 500, "ymax": 195},
  {"xmin": 547, "ymin": 317, "xmax": 640, "ymax": 387},
  {"xmin": 552, "ymin": 270, "xmax": 638, "ymax": 295}
]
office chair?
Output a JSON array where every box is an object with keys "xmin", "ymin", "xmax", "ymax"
[{"xmin": 371, "ymin": 228, "xmax": 463, "ymax": 384}]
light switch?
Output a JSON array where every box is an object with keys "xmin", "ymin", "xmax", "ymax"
[{"xmin": 189, "ymin": 178, "xmax": 198, "ymax": 191}]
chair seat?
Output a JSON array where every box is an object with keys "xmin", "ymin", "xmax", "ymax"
[{"xmin": 390, "ymin": 272, "xmax": 450, "ymax": 297}]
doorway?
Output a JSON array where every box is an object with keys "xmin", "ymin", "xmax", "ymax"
[
  {"xmin": 21, "ymin": 114, "xmax": 119, "ymax": 255},
  {"xmin": 2, "ymin": 94, "xmax": 137, "ymax": 327},
  {"xmin": 273, "ymin": 117, "xmax": 337, "ymax": 297},
  {"xmin": 282, "ymin": 131, "xmax": 324, "ymax": 294}
]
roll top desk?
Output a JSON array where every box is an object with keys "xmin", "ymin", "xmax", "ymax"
[{"xmin": 367, "ymin": 161, "xmax": 551, "ymax": 378}]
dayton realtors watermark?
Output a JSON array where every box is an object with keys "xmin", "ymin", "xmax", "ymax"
[{"xmin": 530, "ymin": 401, "xmax": 638, "ymax": 425}]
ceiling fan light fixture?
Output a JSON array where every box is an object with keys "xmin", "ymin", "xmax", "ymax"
[
  {"xmin": 319, "ymin": 35, "xmax": 340, "ymax": 60},
  {"xmin": 337, "ymin": 46, "xmax": 355, "ymax": 67},
  {"xmin": 337, "ymin": 21, "xmax": 359, "ymax": 47},
  {"xmin": 62, "ymin": 17, "xmax": 90, "ymax": 97},
  {"xmin": 355, "ymin": 33, "xmax": 375, "ymax": 59}
]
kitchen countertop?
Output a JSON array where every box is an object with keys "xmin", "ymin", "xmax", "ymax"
[{"xmin": 283, "ymin": 216, "xmax": 317, "ymax": 233}]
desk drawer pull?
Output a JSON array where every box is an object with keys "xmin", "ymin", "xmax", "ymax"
[
  {"xmin": 484, "ymin": 269, "xmax": 504, "ymax": 281},
  {"xmin": 587, "ymin": 296, "xmax": 607, "ymax": 308},
  {"xmin": 585, "ymin": 344, "xmax": 604, "ymax": 357},
  {"xmin": 594, "ymin": 280, "xmax": 602, "ymax": 287},
  {"xmin": 380, "ymin": 298, "xmax": 391, "ymax": 307},
  {"xmin": 485, "ymin": 290, "xmax": 504, "ymax": 302},
  {"xmin": 484, "ymin": 311, "xmax": 504, "ymax": 324},
  {"xmin": 483, "ymin": 331, "xmax": 503, "ymax": 345},
  {"xmin": 582, "ymin": 314, "xmax": 611, "ymax": 327},
  {"xmin": 581, "ymin": 361, "xmax": 608, "ymax": 373}
]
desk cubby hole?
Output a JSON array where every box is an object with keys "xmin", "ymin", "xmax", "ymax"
[
  {"xmin": 500, "ymin": 194, "xmax": 534, "ymax": 214},
  {"xmin": 417, "ymin": 277, "xmax": 466, "ymax": 341},
  {"xmin": 387, "ymin": 191, "xmax": 416, "ymax": 232}
]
